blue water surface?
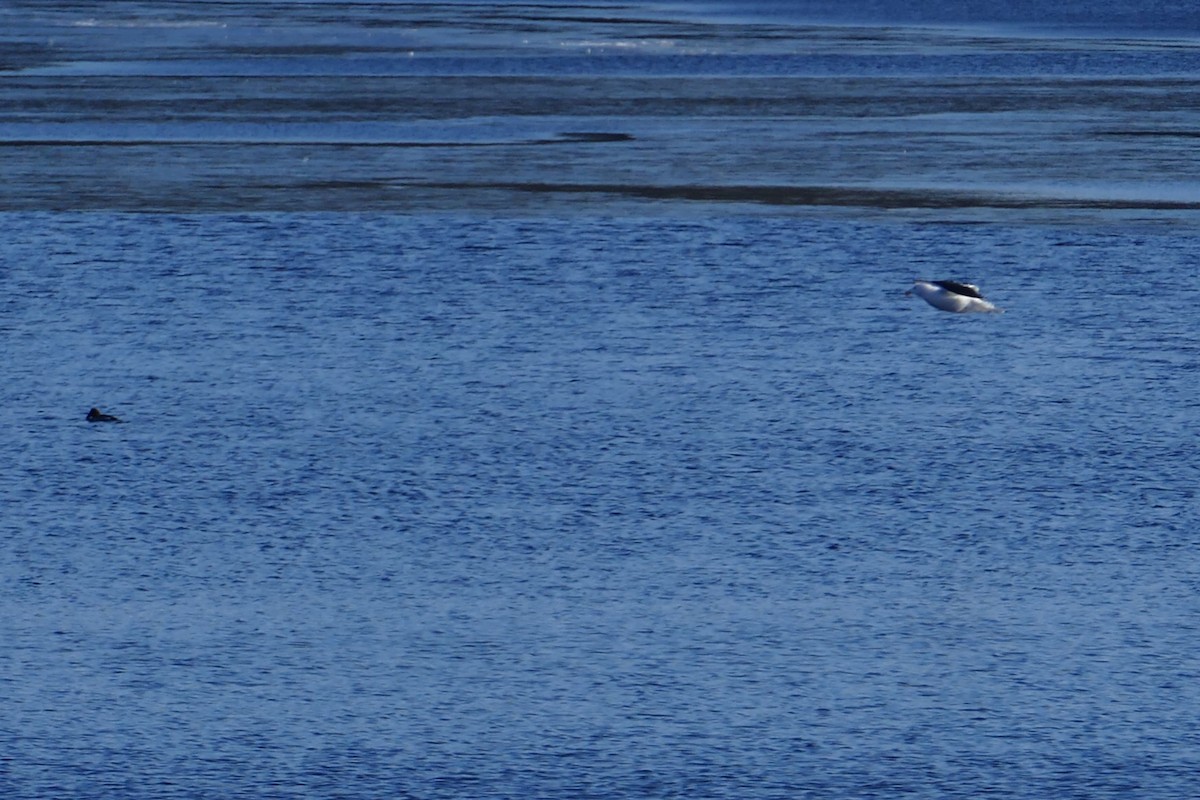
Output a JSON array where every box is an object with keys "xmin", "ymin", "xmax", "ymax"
[
  {"xmin": 5, "ymin": 211, "xmax": 1200, "ymax": 799},
  {"xmin": 3, "ymin": 2, "xmax": 1200, "ymax": 798},
  {"xmin": 680, "ymin": 0, "xmax": 1200, "ymax": 36}
]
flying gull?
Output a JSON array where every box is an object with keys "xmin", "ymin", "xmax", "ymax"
[{"xmin": 908, "ymin": 280, "xmax": 1002, "ymax": 313}]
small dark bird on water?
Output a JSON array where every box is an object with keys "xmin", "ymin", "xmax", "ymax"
[{"xmin": 87, "ymin": 408, "xmax": 121, "ymax": 423}]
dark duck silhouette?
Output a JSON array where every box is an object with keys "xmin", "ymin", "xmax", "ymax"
[{"xmin": 87, "ymin": 408, "xmax": 122, "ymax": 423}]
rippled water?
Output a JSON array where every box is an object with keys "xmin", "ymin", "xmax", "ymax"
[
  {"xmin": 4, "ymin": 0, "xmax": 1200, "ymax": 214},
  {"xmin": 4, "ymin": 2, "xmax": 1200, "ymax": 798}
]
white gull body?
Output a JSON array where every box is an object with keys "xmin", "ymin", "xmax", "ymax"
[{"xmin": 909, "ymin": 280, "xmax": 1001, "ymax": 313}]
